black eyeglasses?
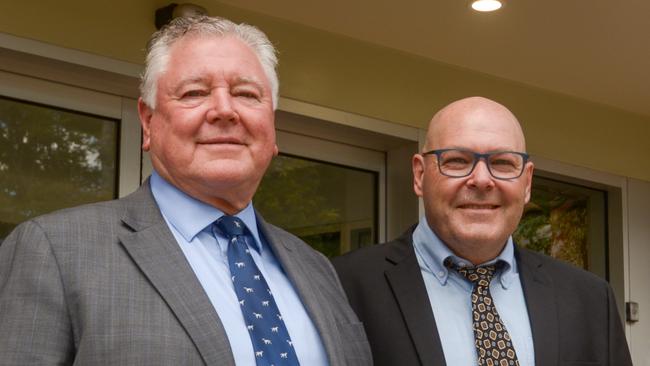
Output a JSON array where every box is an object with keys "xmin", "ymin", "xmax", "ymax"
[{"xmin": 422, "ymin": 148, "xmax": 529, "ymax": 180}]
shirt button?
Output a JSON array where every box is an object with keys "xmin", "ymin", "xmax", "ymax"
[{"xmin": 438, "ymin": 271, "xmax": 445, "ymax": 277}]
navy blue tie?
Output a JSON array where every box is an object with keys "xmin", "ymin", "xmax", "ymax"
[{"xmin": 215, "ymin": 215, "xmax": 300, "ymax": 366}]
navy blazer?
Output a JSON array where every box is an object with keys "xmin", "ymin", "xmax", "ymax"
[{"xmin": 333, "ymin": 227, "xmax": 632, "ymax": 366}]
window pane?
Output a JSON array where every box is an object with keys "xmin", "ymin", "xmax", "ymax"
[
  {"xmin": 255, "ymin": 154, "xmax": 377, "ymax": 257},
  {"xmin": 0, "ymin": 96, "xmax": 119, "ymax": 241},
  {"xmin": 514, "ymin": 176, "xmax": 607, "ymax": 278}
]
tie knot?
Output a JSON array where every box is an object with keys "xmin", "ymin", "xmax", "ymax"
[
  {"xmin": 215, "ymin": 215, "xmax": 246, "ymax": 237},
  {"xmin": 448, "ymin": 262, "xmax": 497, "ymax": 287}
]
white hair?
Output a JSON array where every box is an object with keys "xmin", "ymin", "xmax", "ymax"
[{"xmin": 140, "ymin": 15, "xmax": 279, "ymax": 110}]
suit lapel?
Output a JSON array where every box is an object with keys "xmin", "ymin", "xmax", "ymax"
[
  {"xmin": 256, "ymin": 214, "xmax": 347, "ymax": 365},
  {"xmin": 384, "ymin": 233, "xmax": 446, "ymax": 366},
  {"xmin": 118, "ymin": 183, "xmax": 235, "ymax": 366},
  {"xmin": 516, "ymin": 247, "xmax": 559, "ymax": 366}
]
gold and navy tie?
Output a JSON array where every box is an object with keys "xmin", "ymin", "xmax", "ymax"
[
  {"xmin": 450, "ymin": 263, "xmax": 520, "ymax": 366},
  {"xmin": 215, "ymin": 215, "xmax": 300, "ymax": 366}
]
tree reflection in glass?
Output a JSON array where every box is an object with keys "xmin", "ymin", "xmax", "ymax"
[
  {"xmin": 0, "ymin": 96, "xmax": 118, "ymax": 240},
  {"xmin": 514, "ymin": 176, "xmax": 607, "ymax": 276},
  {"xmin": 255, "ymin": 154, "xmax": 377, "ymax": 257}
]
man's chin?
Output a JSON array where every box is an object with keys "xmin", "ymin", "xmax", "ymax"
[
  {"xmin": 451, "ymin": 224, "xmax": 506, "ymax": 246},
  {"xmin": 195, "ymin": 170, "xmax": 249, "ymax": 186}
]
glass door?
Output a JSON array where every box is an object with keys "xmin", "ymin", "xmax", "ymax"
[
  {"xmin": 0, "ymin": 70, "xmax": 140, "ymax": 242},
  {"xmin": 258, "ymin": 129, "xmax": 385, "ymax": 257},
  {"xmin": 255, "ymin": 153, "xmax": 378, "ymax": 257},
  {"xmin": 514, "ymin": 175, "xmax": 608, "ymax": 278}
]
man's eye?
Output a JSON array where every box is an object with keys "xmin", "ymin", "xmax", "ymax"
[
  {"xmin": 234, "ymin": 90, "xmax": 260, "ymax": 99},
  {"xmin": 182, "ymin": 90, "xmax": 208, "ymax": 98},
  {"xmin": 443, "ymin": 157, "xmax": 470, "ymax": 165},
  {"xmin": 491, "ymin": 159, "xmax": 516, "ymax": 167}
]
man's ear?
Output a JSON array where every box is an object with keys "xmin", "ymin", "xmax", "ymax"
[
  {"xmin": 137, "ymin": 98, "xmax": 153, "ymax": 151},
  {"xmin": 412, "ymin": 153, "xmax": 425, "ymax": 198},
  {"xmin": 523, "ymin": 161, "xmax": 535, "ymax": 204}
]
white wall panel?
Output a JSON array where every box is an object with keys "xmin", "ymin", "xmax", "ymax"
[{"xmin": 628, "ymin": 178, "xmax": 650, "ymax": 365}]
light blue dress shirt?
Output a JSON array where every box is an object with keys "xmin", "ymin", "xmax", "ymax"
[
  {"xmin": 150, "ymin": 172, "xmax": 328, "ymax": 366},
  {"xmin": 412, "ymin": 216, "xmax": 535, "ymax": 366}
]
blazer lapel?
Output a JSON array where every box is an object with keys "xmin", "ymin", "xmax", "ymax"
[
  {"xmin": 384, "ymin": 233, "xmax": 446, "ymax": 366},
  {"xmin": 516, "ymin": 247, "xmax": 559, "ymax": 366},
  {"xmin": 256, "ymin": 214, "xmax": 348, "ymax": 365},
  {"xmin": 118, "ymin": 183, "xmax": 235, "ymax": 366}
]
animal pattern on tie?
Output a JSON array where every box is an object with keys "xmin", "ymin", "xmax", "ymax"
[
  {"xmin": 452, "ymin": 264, "xmax": 520, "ymax": 366},
  {"xmin": 215, "ymin": 215, "xmax": 300, "ymax": 366}
]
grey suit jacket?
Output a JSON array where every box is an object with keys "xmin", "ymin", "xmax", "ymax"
[
  {"xmin": 0, "ymin": 182, "xmax": 371, "ymax": 365},
  {"xmin": 333, "ymin": 227, "xmax": 633, "ymax": 366}
]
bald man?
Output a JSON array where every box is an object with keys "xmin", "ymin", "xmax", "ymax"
[{"xmin": 333, "ymin": 97, "xmax": 632, "ymax": 366}]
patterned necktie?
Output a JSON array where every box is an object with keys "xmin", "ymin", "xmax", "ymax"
[
  {"xmin": 449, "ymin": 262, "xmax": 520, "ymax": 366},
  {"xmin": 215, "ymin": 215, "xmax": 300, "ymax": 366}
]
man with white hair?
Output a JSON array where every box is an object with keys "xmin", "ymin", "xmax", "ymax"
[{"xmin": 0, "ymin": 16, "xmax": 371, "ymax": 365}]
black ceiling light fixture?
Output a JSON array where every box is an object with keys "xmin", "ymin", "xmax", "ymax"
[{"xmin": 155, "ymin": 3, "xmax": 209, "ymax": 29}]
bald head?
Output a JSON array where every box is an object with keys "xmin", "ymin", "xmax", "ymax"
[
  {"xmin": 413, "ymin": 96, "xmax": 534, "ymax": 264},
  {"xmin": 424, "ymin": 96, "xmax": 526, "ymax": 153}
]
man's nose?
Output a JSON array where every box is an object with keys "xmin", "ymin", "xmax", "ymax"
[
  {"xmin": 206, "ymin": 89, "xmax": 237, "ymax": 122},
  {"xmin": 466, "ymin": 159, "xmax": 495, "ymax": 189}
]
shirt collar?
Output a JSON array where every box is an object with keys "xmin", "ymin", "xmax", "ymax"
[
  {"xmin": 412, "ymin": 215, "xmax": 518, "ymax": 288},
  {"xmin": 149, "ymin": 171, "xmax": 264, "ymax": 252}
]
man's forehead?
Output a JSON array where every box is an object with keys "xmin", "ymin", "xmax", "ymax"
[
  {"xmin": 426, "ymin": 97, "xmax": 526, "ymax": 150},
  {"xmin": 172, "ymin": 73, "xmax": 265, "ymax": 87},
  {"xmin": 164, "ymin": 35, "xmax": 268, "ymax": 86}
]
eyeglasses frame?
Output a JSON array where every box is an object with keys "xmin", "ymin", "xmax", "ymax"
[{"xmin": 421, "ymin": 148, "xmax": 530, "ymax": 180}]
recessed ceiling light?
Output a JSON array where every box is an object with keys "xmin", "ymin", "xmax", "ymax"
[{"xmin": 471, "ymin": 0, "xmax": 503, "ymax": 12}]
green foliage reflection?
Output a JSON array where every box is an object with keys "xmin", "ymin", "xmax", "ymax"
[
  {"xmin": 514, "ymin": 178, "xmax": 596, "ymax": 269},
  {"xmin": 255, "ymin": 154, "xmax": 376, "ymax": 257},
  {"xmin": 0, "ymin": 97, "xmax": 118, "ymax": 239}
]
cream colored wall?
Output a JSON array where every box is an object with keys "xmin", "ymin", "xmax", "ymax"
[{"xmin": 1, "ymin": 0, "xmax": 648, "ymax": 182}]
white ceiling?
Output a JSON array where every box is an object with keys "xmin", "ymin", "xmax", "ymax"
[{"xmin": 218, "ymin": 0, "xmax": 650, "ymax": 117}]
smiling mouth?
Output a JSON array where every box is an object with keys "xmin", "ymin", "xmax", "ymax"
[
  {"xmin": 457, "ymin": 204, "xmax": 500, "ymax": 210},
  {"xmin": 197, "ymin": 138, "xmax": 244, "ymax": 146}
]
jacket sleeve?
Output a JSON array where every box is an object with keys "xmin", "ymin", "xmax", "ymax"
[{"xmin": 0, "ymin": 221, "xmax": 74, "ymax": 365}]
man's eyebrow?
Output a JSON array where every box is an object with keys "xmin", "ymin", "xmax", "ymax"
[
  {"xmin": 172, "ymin": 77, "xmax": 208, "ymax": 92},
  {"xmin": 233, "ymin": 76, "xmax": 265, "ymax": 91}
]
